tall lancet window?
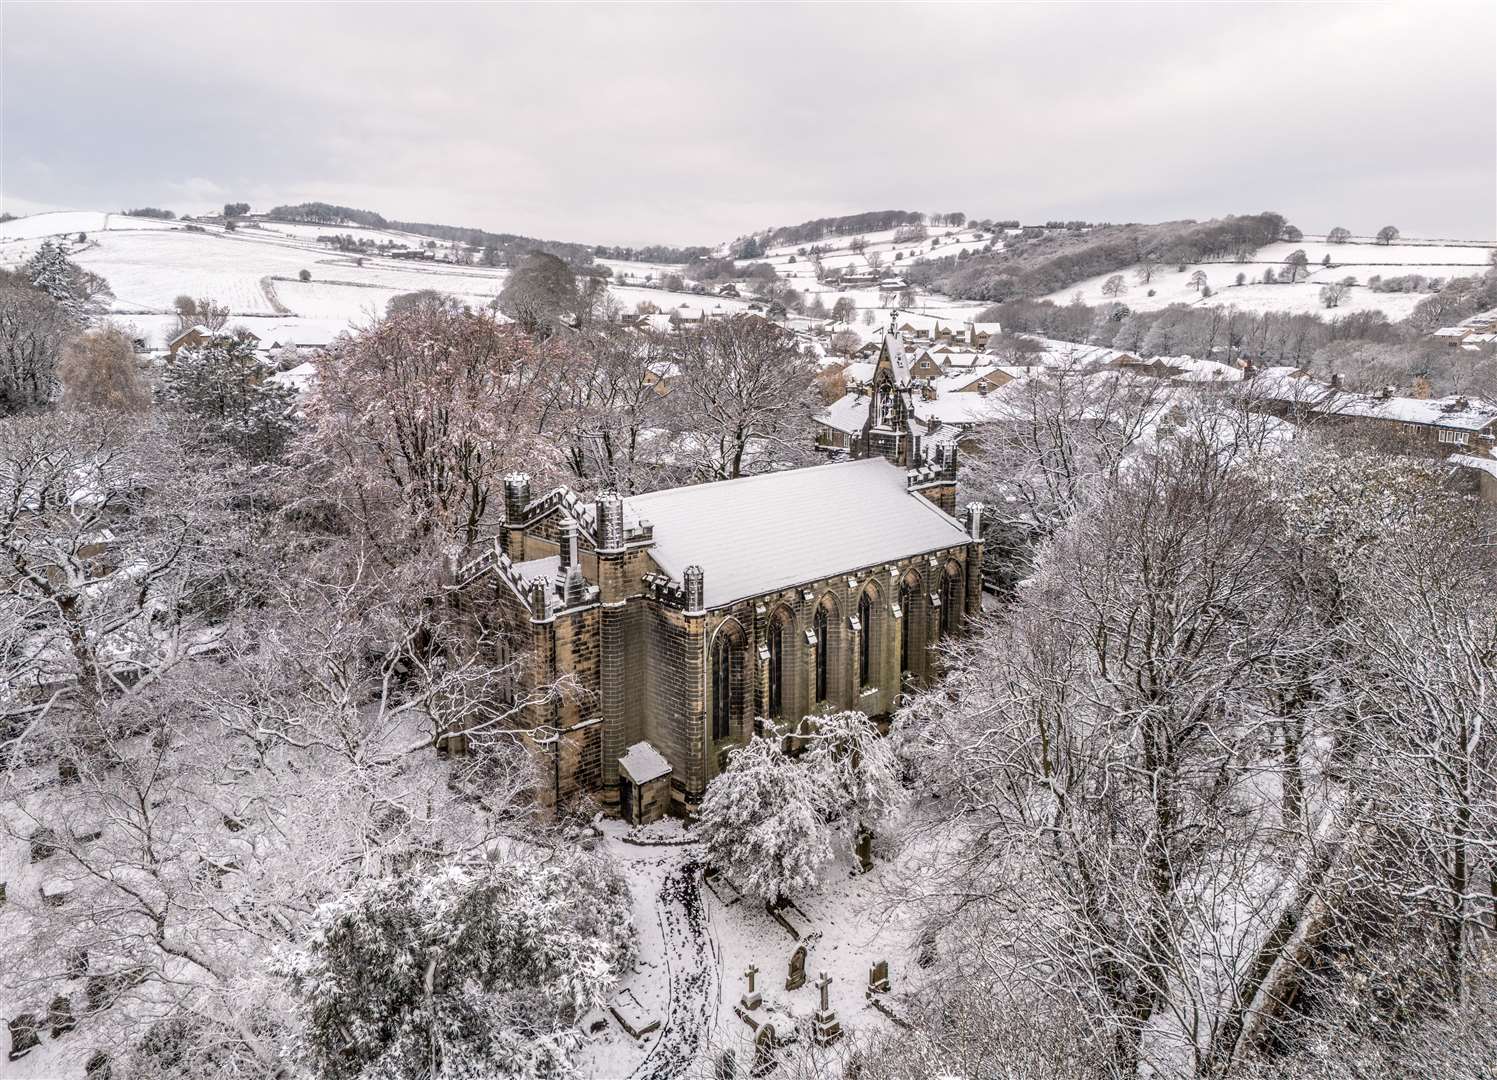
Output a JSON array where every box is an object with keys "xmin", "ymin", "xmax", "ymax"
[
  {"xmin": 858, "ymin": 591, "xmax": 874, "ymax": 689},
  {"xmin": 813, "ymin": 605, "xmax": 829, "ymax": 704}
]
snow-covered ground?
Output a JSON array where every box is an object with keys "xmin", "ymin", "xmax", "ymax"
[
  {"xmin": 1045, "ymin": 236, "xmax": 1495, "ymax": 318},
  {"xmin": 576, "ymin": 818, "xmax": 927, "ymax": 1078}
]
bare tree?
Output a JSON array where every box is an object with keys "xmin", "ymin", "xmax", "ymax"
[
  {"xmin": 299, "ymin": 305, "xmax": 559, "ymax": 557},
  {"xmin": 665, "ymin": 315, "xmax": 821, "ymax": 480},
  {"xmin": 0, "ymin": 270, "xmax": 75, "ymax": 413}
]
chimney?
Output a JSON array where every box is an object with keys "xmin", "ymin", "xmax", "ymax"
[
  {"xmin": 503, "ymin": 473, "xmax": 531, "ymax": 523},
  {"xmin": 556, "ymin": 516, "xmax": 588, "ymax": 607},
  {"xmin": 965, "ymin": 501, "xmax": 985, "ymax": 540},
  {"xmin": 683, "ymin": 565, "xmax": 705, "ymax": 614},
  {"xmin": 557, "ymin": 515, "xmax": 578, "ymax": 572},
  {"xmin": 595, "ymin": 492, "xmax": 625, "ymax": 552}
]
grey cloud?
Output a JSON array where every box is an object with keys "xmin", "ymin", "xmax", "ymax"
[{"xmin": 3, "ymin": 1, "xmax": 1492, "ymax": 244}]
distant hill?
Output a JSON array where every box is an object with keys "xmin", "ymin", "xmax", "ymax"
[
  {"xmin": 903, "ymin": 213, "xmax": 1291, "ymax": 302},
  {"xmin": 266, "ymin": 202, "xmax": 597, "ymax": 267}
]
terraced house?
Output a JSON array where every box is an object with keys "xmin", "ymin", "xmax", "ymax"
[{"xmin": 454, "ymin": 451, "xmax": 984, "ymax": 823}]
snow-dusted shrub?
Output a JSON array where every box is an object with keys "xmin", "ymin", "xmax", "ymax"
[
  {"xmin": 280, "ymin": 850, "xmax": 635, "ymax": 1080},
  {"xmin": 696, "ymin": 733, "xmax": 835, "ymax": 903}
]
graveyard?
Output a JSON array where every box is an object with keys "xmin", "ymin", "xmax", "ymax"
[{"xmin": 575, "ymin": 818, "xmax": 929, "ymax": 1078}]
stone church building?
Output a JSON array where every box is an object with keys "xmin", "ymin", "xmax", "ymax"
[{"xmin": 456, "ymin": 349, "xmax": 984, "ymax": 821}]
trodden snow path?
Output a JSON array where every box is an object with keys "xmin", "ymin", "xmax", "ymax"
[{"xmin": 628, "ymin": 854, "xmax": 722, "ymax": 1079}]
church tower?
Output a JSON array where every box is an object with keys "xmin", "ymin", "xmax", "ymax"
[{"xmin": 858, "ymin": 333, "xmax": 921, "ymax": 466}]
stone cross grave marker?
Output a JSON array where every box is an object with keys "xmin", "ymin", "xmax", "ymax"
[
  {"xmin": 741, "ymin": 963, "xmax": 761, "ymax": 1010},
  {"xmin": 813, "ymin": 971, "xmax": 843, "ymax": 1046}
]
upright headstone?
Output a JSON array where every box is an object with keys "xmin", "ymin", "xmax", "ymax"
[
  {"xmin": 715, "ymin": 1049, "xmax": 738, "ymax": 1080},
  {"xmin": 7, "ymin": 1013, "xmax": 39, "ymax": 1061},
  {"xmin": 867, "ymin": 959, "xmax": 891, "ymax": 995},
  {"xmin": 751, "ymin": 1023, "xmax": 780, "ymax": 1077},
  {"xmin": 785, "ymin": 944, "xmax": 806, "ymax": 990},
  {"xmin": 48, "ymin": 993, "xmax": 75, "ymax": 1038},
  {"xmin": 916, "ymin": 927, "xmax": 938, "ymax": 969},
  {"xmin": 813, "ymin": 971, "xmax": 843, "ymax": 1046}
]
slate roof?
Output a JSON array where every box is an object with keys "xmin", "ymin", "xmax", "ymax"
[{"xmin": 625, "ymin": 458, "xmax": 970, "ymax": 608}]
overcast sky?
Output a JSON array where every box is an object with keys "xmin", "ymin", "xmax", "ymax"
[{"xmin": 3, "ymin": 2, "xmax": 1494, "ymax": 246}]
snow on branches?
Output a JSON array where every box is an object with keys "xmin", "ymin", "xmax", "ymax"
[
  {"xmin": 696, "ymin": 712, "xmax": 905, "ymax": 903},
  {"xmin": 280, "ymin": 851, "xmax": 635, "ymax": 1080}
]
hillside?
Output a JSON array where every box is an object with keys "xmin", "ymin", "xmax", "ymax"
[
  {"xmin": 1048, "ymin": 233, "xmax": 1496, "ymax": 319},
  {"xmin": 0, "ymin": 211, "xmax": 754, "ymax": 348}
]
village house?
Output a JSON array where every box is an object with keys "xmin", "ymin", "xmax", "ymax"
[
  {"xmin": 453, "ymin": 432, "xmax": 984, "ymax": 823},
  {"xmin": 166, "ymin": 324, "xmax": 260, "ymax": 357},
  {"xmin": 1250, "ymin": 366, "xmax": 1497, "ymax": 456}
]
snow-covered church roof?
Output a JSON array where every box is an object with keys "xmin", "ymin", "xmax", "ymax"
[{"xmin": 626, "ymin": 458, "xmax": 971, "ymax": 609}]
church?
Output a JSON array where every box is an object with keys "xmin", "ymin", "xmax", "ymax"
[{"xmin": 454, "ymin": 342, "xmax": 985, "ymax": 822}]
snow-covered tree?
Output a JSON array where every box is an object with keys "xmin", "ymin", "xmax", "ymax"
[
  {"xmin": 0, "ymin": 268, "xmax": 74, "ymax": 412},
  {"xmin": 801, "ymin": 710, "xmax": 907, "ymax": 849},
  {"xmin": 301, "ymin": 305, "xmax": 558, "ymax": 557},
  {"xmin": 23, "ymin": 240, "xmax": 112, "ymax": 317},
  {"xmin": 160, "ymin": 334, "xmax": 295, "ymax": 460},
  {"xmin": 279, "ymin": 851, "xmax": 635, "ymax": 1080},
  {"xmin": 697, "ymin": 733, "xmax": 835, "ymax": 903}
]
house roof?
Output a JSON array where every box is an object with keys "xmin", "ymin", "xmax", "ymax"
[{"xmin": 625, "ymin": 458, "xmax": 970, "ymax": 608}]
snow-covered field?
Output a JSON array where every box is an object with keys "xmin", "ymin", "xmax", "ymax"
[{"xmin": 1045, "ymin": 236, "xmax": 1496, "ymax": 318}]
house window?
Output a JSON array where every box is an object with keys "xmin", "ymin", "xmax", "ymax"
[
  {"xmin": 814, "ymin": 605, "xmax": 829, "ymax": 703},
  {"xmin": 858, "ymin": 592, "xmax": 874, "ymax": 689},
  {"xmin": 768, "ymin": 614, "xmax": 786, "ymax": 718},
  {"xmin": 1439, "ymin": 429, "xmax": 1470, "ymax": 445},
  {"xmin": 712, "ymin": 637, "xmax": 738, "ymax": 741}
]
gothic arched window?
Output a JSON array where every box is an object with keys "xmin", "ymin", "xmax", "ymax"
[
  {"xmin": 768, "ymin": 611, "xmax": 787, "ymax": 718},
  {"xmin": 941, "ymin": 563, "xmax": 964, "ymax": 638},
  {"xmin": 712, "ymin": 635, "xmax": 739, "ymax": 741},
  {"xmin": 900, "ymin": 578, "xmax": 920, "ymax": 675},
  {"xmin": 813, "ymin": 604, "xmax": 829, "ymax": 704},
  {"xmin": 858, "ymin": 591, "xmax": 874, "ymax": 689}
]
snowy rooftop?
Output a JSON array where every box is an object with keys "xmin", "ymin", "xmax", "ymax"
[
  {"xmin": 626, "ymin": 458, "xmax": 971, "ymax": 608},
  {"xmin": 618, "ymin": 741, "xmax": 672, "ymax": 784}
]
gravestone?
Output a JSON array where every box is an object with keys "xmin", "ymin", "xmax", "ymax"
[
  {"xmin": 7, "ymin": 1013, "xmax": 39, "ymax": 1061},
  {"xmin": 867, "ymin": 959, "xmax": 891, "ymax": 995},
  {"xmin": 715, "ymin": 1048, "xmax": 738, "ymax": 1080},
  {"xmin": 29, "ymin": 827, "xmax": 58, "ymax": 863},
  {"xmin": 49, "ymin": 993, "xmax": 75, "ymax": 1038},
  {"xmin": 813, "ymin": 971, "xmax": 843, "ymax": 1046},
  {"xmin": 916, "ymin": 928, "xmax": 938, "ymax": 969},
  {"xmin": 751, "ymin": 1023, "xmax": 780, "ymax": 1077},
  {"xmin": 741, "ymin": 963, "xmax": 761, "ymax": 1010},
  {"xmin": 785, "ymin": 944, "xmax": 807, "ymax": 991}
]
